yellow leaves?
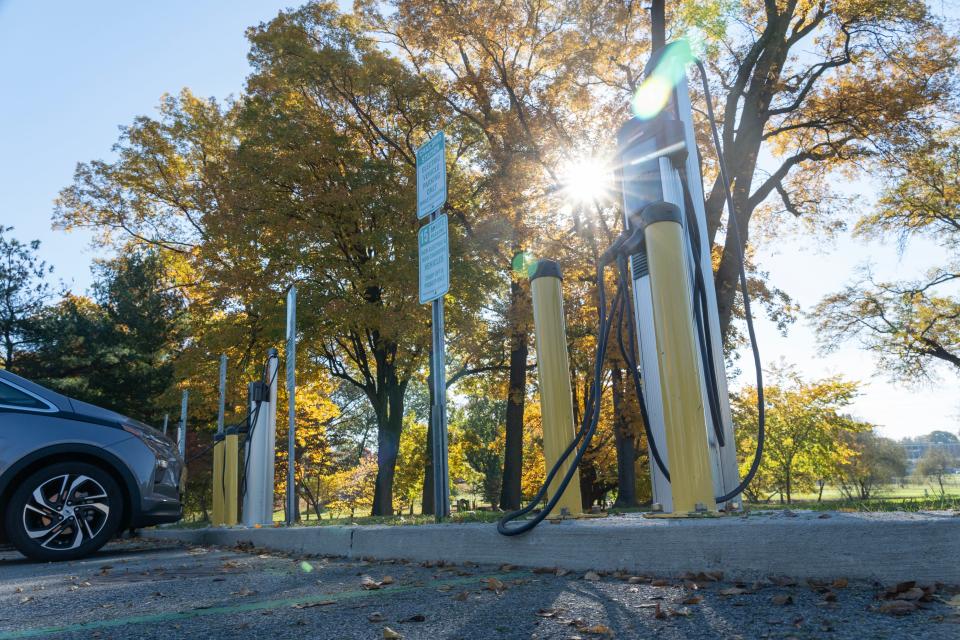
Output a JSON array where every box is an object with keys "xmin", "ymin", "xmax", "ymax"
[{"xmin": 733, "ymin": 368, "xmax": 872, "ymax": 501}]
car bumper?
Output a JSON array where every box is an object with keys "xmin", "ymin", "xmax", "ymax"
[{"xmin": 135, "ymin": 495, "xmax": 183, "ymax": 527}]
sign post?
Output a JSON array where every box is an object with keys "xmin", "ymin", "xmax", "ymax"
[
  {"xmin": 285, "ymin": 286, "xmax": 297, "ymax": 525},
  {"xmin": 417, "ymin": 132, "xmax": 450, "ymax": 521},
  {"xmin": 177, "ymin": 390, "xmax": 188, "ymax": 460}
]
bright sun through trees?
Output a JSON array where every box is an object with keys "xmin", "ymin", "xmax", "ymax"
[{"xmin": 558, "ymin": 157, "xmax": 614, "ymax": 205}]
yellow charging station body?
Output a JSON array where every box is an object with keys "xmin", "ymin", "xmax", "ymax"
[
  {"xmin": 530, "ymin": 260, "xmax": 583, "ymax": 517},
  {"xmin": 212, "ymin": 436, "xmax": 225, "ymax": 526},
  {"xmin": 224, "ymin": 427, "xmax": 239, "ymax": 525},
  {"xmin": 643, "ymin": 212, "xmax": 716, "ymax": 514}
]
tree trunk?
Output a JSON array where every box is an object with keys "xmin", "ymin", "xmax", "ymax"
[
  {"xmin": 499, "ymin": 281, "xmax": 528, "ymax": 511},
  {"xmin": 421, "ymin": 359, "xmax": 435, "ymax": 515},
  {"xmin": 371, "ymin": 386, "xmax": 405, "ymax": 516},
  {"xmin": 713, "ymin": 200, "xmax": 752, "ymax": 342},
  {"xmin": 784, "ymin": 465, "xmax": 792, "ymax": 505},
  {"xmin": 650, "ymin": 0, "xmax": 665, "ymax": 52},
  {"xmin": 421, "ymin": 408, "xmax": 435, "ymax": 515},
  {"xmin": 611, "ymin": 366, "xmax": 639, "ymax": 508},
  {"xmin": 3, "ymin": 334, "xmax": 14, "ymax": 370}
]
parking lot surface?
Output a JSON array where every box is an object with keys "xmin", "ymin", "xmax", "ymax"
[{"xmin": 0, "ymin": 538, "xmax": 957, "ymax": 639}]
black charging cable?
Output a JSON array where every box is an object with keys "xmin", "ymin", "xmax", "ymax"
[{"xmin": 497, "ymin": 270, "xmax": 622, "ymax": 536}]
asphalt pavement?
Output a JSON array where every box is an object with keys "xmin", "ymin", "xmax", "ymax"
[{"xmin": 0, "ymin": 538, "xmax": 957, "ymax": 639}]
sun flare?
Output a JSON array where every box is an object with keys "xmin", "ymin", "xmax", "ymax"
[{"xmin": 559, "ymin": 156, "xmax": 613, "ymax": 205}]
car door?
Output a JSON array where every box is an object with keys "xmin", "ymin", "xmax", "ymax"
[{"xmin": 0, "ymin": 379, "xmax": 130, "ymax": 475}]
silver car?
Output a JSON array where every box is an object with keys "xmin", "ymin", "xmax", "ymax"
[{"xmin": 0, "ymin": 369, "xmax": 183, "ymax": 561}]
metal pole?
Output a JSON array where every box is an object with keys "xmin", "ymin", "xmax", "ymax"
[
  {"xmin": 213, "ymin": 355, "xmax": 228, "ymax": 526},
  {"xmin": 178, "ymin": 390, "xmax": 188, "ymax": 460},
  {"xmin": 430, "ymin": 211, "xmax": 450, "ymax": 521},
  {"xmin": 162, "ymin": 413, "xmax": 169, "ymax": 437},
  {"xmin": 285, "ymin": 286, "xmax": 297, "ymax": 525},
  {"xmin": 217, "ymin": 355, "xmax": 227, "ymax": 435}
]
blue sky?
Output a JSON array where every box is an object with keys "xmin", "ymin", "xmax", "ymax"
[
  {"xmin": 0, "ymin": 0, "xmax": 956, "ymax": 439},
  {"xmin": 0, "ymin": 0, "xmax": 294, "ymax": 287}
]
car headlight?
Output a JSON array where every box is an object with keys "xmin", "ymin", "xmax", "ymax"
[{"xmin": 122, "ymin": 422, "xmax": 175, "ymax": 460}]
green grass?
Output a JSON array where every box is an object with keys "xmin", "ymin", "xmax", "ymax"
[
  {"xmin": 788, "ymin": 482, "xmax": 960, "ymax": 502},
  {"xmin": 751, "ymin": 495, "xmax": 960, "ymax": 513}
]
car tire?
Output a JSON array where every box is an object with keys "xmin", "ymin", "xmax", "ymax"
[{"xmin": 4, "ymin": 462, "xmax": 122, "ymax": 562}]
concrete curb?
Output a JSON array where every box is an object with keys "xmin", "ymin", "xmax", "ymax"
[{"xmin": 143, "ymin": 510, "xmax": 960, "ymax": 584}]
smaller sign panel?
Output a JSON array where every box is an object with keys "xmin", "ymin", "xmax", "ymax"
[
  {"xmin": 419, "ymin": 214, "xmax": 450, "ymax": 304},
  {"xmin": 416, "ymin": 132, "xmax": 447, "ymax": 219}
]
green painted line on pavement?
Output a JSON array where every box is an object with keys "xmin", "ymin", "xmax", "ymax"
[{"xmin": 0, "ymin": 572, "xmax": 526, "ymax": 639}]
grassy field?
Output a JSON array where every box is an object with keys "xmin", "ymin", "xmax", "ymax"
[{"xmin": 787, "ymin": 480, "xmax": 960, "ymax": 502}]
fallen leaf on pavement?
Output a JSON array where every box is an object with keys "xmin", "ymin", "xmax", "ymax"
[
  {"xmin": 682, "ymin": 595, "xmax": 703, "ymax": 605},
  {"xmin": 400, "ymin": 614, "xmax": 426, "ymax": 623},
  {"xmin": 293, "ymin": 600, "xmax": 335, "ymax": 609},
  {"xmin": 671, "ymin": 607, "xmax": 692, "ymax": 617},
  {"xmin": 770, "ymin": 576, "xmax": 797, "ymax": 587},
  {"xmin": 361, "ymin": 576, "xmax": 381, "ymax": 590},
  {"xmin": 899, "ymin": 587, "xmax": 925, "ymax": 601},
  {"xmin": 482, "ymin": 577, "xmax": 506, "ymax": 594},
  {"xmin": 582, "ymin": 624, "xmax": 614, "ymax": 636},
  {"xmin": 383, "ymin": 627, "xmax": 402, "ymax": 639},
  {"xmin": 18, "ymin": 596, "xmax": 33, "ymax": 604},
  {"xmin": 885, "ymin": 581, "xmax": 915, "ymax": 598},
  {"xmin": 380, "ymin": 576, "xmax": 395, "ymax": 585},
  {"xmin": 879, "ymin": 600, "xmax": 916, "ymax": 616},
  {"xmin": 368, "ymin": 612, "xmax": 385, "ymax": 622}
]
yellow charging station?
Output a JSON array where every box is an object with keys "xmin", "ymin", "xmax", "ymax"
[
  {"xmin": 224, "ymin": 426, "xmax": 239, "ymax": 525},
  {"xmin": 212, "ymin": 435, "xmax": 225, "ymax": 525},
  {"xmin": 529, "ymin": 260, "xmax": 583, "ymax": 517},
  {"xmin": 642, "ymin": 207, "xmax": 716, "ymax": 514}
]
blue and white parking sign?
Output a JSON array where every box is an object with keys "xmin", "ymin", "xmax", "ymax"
[{"xmin": 416, "ymin": 132, "xmax": 447, "ymax": 219}]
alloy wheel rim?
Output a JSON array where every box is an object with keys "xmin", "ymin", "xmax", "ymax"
[{"xmin": 22, "ymin": 474, "xmax": 110, "ymax": 550}]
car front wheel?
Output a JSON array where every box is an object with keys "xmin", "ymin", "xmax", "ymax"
[{"xmin": 5, "ymin": 462, "xmax": 122, "ymax": 562}]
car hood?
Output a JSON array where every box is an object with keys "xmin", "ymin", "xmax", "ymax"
[{"xmin": 68, "ymin": 398, "xmax": 173, "ymax": 443}]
